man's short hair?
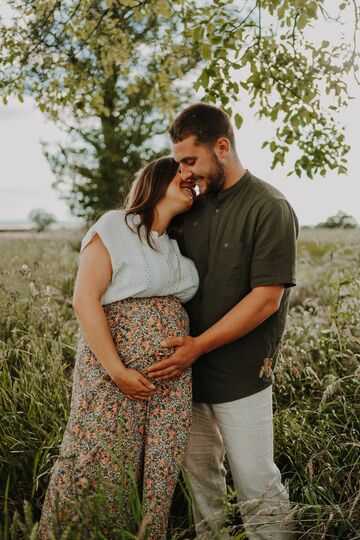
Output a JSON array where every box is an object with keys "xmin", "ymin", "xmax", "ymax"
[{"xmin": 168, "ymin": 103, "xmax": 236, "ymax": 149}]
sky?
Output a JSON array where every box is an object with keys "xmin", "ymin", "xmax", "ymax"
[{"xmin": 0, "ymin": 3, "xmax": 359, "ymax": 226}]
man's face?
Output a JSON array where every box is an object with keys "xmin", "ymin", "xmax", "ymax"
[{"xmin": 171, "ymin": 135, "xmax": 226, "ymax": 195}]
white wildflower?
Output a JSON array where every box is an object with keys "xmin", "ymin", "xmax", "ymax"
[
  {"xmin": 29, "ymin": 281, "xmax": 39, "ymax": 297},
  {"xmin": 20, "ymin": 264, "xmax": 31, "ymax": 276},
  {"xmin": 320, "ymin": 379, "xmax": 342, "ymax": 406}
]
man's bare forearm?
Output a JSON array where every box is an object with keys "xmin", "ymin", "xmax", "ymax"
[
  {"xmin": 145, "ymin": 286, "xmax": 285, "ymax": 381},
  {"xmin": 195, "ymin": 286, "xmax": 284, "ymax": 355}
]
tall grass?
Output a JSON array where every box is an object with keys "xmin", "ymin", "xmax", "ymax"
[
  {"xmin": 0, "ymin": 234, "xmax": 78, "ymax": 534},
  {"xmin": 272, "ymin": 230, "xmax": 360, "ymax": 539},
  {"xmin": 0, "ymin": 229, "xmax": 359, "ymax": 539}
]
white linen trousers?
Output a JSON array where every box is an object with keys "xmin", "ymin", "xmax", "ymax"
[{"xmin": 183, "ymin": 386, "xmax": 294, "ymax": 540}]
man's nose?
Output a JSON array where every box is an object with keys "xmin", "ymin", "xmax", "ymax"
[{"xmin": 179, "ymin": 165, "xmax": 192, "ymax": 181}]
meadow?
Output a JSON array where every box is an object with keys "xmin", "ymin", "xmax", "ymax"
[{"xmin": 0, "ymin": 228, "xmax": 359, "ymax": 539}]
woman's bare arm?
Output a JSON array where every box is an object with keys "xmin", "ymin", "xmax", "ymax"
[{"xmin": 72, "ymin": 234, "xmax": 155, "ymax": 400}]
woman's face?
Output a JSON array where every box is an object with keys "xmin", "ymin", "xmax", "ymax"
[{"xmin": 162, "ymin": 169, "xmax": 195, "ymax": 213}]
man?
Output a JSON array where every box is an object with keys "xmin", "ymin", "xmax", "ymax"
[{"xmin": 145, "ymin": 103, "xmax": 298, "ymax": 539}]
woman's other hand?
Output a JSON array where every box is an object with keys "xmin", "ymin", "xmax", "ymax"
[{"xmin": 110, "ymin": 366, "xmax": 156, "ymax": 401}]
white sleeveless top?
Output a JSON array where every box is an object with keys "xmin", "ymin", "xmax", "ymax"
[{"xmin": 80, "ymin": 209, "xmax": 199, "ymax": 306}]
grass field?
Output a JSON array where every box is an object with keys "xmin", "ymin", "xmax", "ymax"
[{"xmin": 0, "ymin": 228, "xmax": 359, "ymax": 539}]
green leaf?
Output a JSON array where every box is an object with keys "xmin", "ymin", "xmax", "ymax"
[
  {"xmin": 234, "ymin": 113, "xmax": 243, "ymax": 129},
  {"xmin": 270, "ymin": 141, "xmax": 277, "ymax": 152},
  {"xmin": 192, "ymin": 26, "xmax": 203, "ymax": 42},
  {"xmin": 200, "ymin": 44, "xmax": 212, "ymax": 61},
  {"xmin": 290, "ymin": 116, "xmax": 299, "ymax": 129},
  {"xmin": 278, "ymin": 5, "xmax": 285, "ymax": 19},
  {"xmin": 306, "ymin": 1, "xmax": 318, "ymax": 18},
  {"xmin": 210, "ymin": 36, "xmax": 222, "ymax": 45},
  {"xmin": 234, "ymin": 29, "xmax": 244, "ymax": 40},
  {"xmin": 322, "ymin": 40, "xmax": 330, "ymax": 48},
  {"xmin": 193, "ymin": 79, "xmax": 202, "ymax": 92},
  {"xmin": 157, "ymin": 2, "xmax": 171, "ymax": 16},
  {"xmin": 297, "ymin": 13, "xmax": 308, "ymax": 30},
  {"xmin": 200, "ymin": 70, "xmax": 210, "ymax": 89}
]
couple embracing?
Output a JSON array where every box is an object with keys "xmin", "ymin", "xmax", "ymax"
[{"xmin": 39, "ymin": 103, "xmax": 298, "ymax": 539}]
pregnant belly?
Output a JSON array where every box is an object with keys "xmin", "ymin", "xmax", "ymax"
[{"xmin": 101, "ymin": 295, "xmax": 189, "ymax": 367}]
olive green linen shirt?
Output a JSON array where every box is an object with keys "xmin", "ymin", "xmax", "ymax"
[{"xmin": 179, "ymin": 170, "xmax": 299, "ymax": 403}]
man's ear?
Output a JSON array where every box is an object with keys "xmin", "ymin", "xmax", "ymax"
[{"xmin": 214, "ymin": 137, "xmax": 231, "ymax": 157}]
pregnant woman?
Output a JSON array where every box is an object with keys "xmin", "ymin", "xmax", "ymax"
[{"xmin": 39, "ymin": 156, "xmax": 199, "ymax": 539}]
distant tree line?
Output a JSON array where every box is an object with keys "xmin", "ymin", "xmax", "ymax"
[{"xmin": 316, "ymin": 210, "xmax": 358, "ymax": 229}]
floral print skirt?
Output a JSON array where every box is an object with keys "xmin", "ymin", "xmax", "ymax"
[{"xmin": 39, "ymin": 296, "xmax": 192, "ymax": 540}]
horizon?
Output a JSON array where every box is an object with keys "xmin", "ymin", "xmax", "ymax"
[{"xmin": 1, "ymin": 208, "xmax": 359, "ymax": 229}]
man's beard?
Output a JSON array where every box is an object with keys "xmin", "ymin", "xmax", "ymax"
[{"xmin": 202, "ymin": 151, "xmax": 226, "ymax": 195}]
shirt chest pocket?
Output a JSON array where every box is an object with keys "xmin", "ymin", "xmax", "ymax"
[{"xmin": 214, "ymin": 240, "xmax": 252, "ymax": 288}]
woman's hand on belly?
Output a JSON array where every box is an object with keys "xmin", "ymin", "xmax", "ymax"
[{"xmin": 110, "ymin": 365, "xmax": 156, "ymax": 401}]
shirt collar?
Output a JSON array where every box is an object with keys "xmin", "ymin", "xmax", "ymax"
[{"xmin": 209, "ymin": 169, "xmax": 252, "ymax": 204}]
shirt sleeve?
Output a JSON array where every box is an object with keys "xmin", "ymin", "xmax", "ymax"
[
  {"xmin": 250, "ymin": 199, "xmax": 298, "ymax": 289},
  {"xmin": 170, "ymin": 239, "xmax": 200, "ymax": 303},
  {"xmin": 80, "ymin": 211, "xmax": 120, "ymax": 275},
  {"xmin": 174, "ymin": 258, "xmax": 200, "ymax": 303}
]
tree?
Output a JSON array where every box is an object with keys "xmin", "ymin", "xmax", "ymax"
[
  {"xmin": 0, "ymin": 0, "xmax": 359, "ymax": 219},
  {"xmin": 316, "ymin": 210, "xmax": 358, "ymax": 229},
  {"xmin": 0, "ymin": 0, "xmax": 199, "ymax": 221},
  {"xmin": 28, "ymin": 209, "xmax": 56, "ymax": 232},
  {"xmin": 186, "ymin": 0, "xmax": 359, "ymax": 178}
]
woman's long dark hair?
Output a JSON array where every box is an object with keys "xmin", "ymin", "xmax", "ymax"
[{"xmin": 124, "ymin": 156, "xmax": 180, "ymax": 249}]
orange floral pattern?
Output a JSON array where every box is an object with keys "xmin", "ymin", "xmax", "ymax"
[{"xmin": 39, "ymin": 296, "xmax": 191, "ymax": 540}]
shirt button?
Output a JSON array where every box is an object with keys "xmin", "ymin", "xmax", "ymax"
[{"xmin": 215, "ymin": 208, "xmax": 220, "ymax": 214}]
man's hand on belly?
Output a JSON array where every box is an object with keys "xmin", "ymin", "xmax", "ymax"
[{"xmin": 145, "ymin": 336, "xmax": 203, "ymax": 381}]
